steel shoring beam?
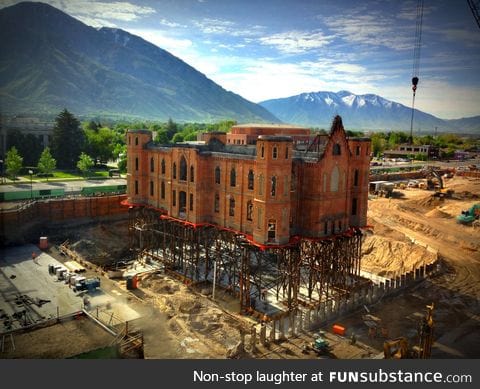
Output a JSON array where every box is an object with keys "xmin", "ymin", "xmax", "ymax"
[{"xmin": 130, "ymin": 211, "xmax": 364, "ymax": 316}]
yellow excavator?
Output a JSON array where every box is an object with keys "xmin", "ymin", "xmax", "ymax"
[{"xmin": 384, "ymin": 303, "xmax": 434, "ymax": 359}]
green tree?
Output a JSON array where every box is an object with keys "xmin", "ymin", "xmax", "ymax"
[
  {"xmin": 154, "ymin": 130, "xmax": 169, "ymax": 144},
  {"xmin": 172, "ymin": 133, "xmax": 184, "ymax": 143},
  {"xmin": 370, "ymin": 132, "xmax": 387, "ymax": 157},
  {"xmin": 164, "ymin": 118, "xmax": 178, "ymax": 139},
  {"xmin": 84, "ymin": 126, "xmax": 117, "ymax": 164},
  {"xmin": 37, "ymin": 147, "xmax": 56, "ymax": 181},
  {"xmin": 77, "ymin": 152, "xmax": 94, "ymax": 177},
  {"xmin": 51, "ymin": 109, "xmax": 85, "ymax": 169},
  {"xmin": 5, "ymin": 147, "xmax": 23, "ymax": 180}
]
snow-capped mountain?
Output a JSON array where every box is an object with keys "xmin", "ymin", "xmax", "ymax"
[{"xmin": 260, "ymin": 91, "xmax": 479, "ymax": 132}]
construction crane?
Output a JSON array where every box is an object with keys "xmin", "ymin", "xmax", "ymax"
[
  {"xmin": 467, "ymin": 0, "xmax": 480, "ymax": 29},
  {"xmin": 409, "ymin": 0, "xmax": 424, "ymax": 145}
]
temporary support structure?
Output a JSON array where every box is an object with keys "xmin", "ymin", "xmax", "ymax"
[{"xmin": 128, "ymin": 206, "xmax": 368, "ymax": 315}]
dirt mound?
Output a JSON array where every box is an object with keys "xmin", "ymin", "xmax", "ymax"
[
  {"xmin": 425, "ymin": 208, "xmax": 452, "ymax": 218},
  {"xmin": 361, "ymin": 235, "xmax": 437, "ymax": 278}
]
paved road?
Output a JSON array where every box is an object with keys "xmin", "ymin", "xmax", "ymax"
[{"xmin": 0, "ymin": 178, "xmax": 127, "ymax": 194}]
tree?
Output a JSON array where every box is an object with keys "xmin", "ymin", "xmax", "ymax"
[
  {"xmin": 37, "ymin": 147, "xmax": 56, "ymax": 181},
  {"xmin": 77, "ymin": 152, "xmax": 94, "ymax": 177},
  {"xmin": 172, "ymin": 133, "xmax": 184, "ymax": 143},
  {"xmin": 164, "ymin": 118, "xmax": 178, "ymax": 139},
  {"xmin": 6, "ymin": 129, "xmax": 43, "ymax": 166},
  {"xmin": 5, "ymin": 147, "xmax": 23, "ymax": 180},
  {"xmin": 154, "ymin": 130, "xmax": 169, "ymax": 144},
  {"xmin": 84, "ymin": 126, "xmax": 117, "ymax": 164},
  {"xmin": 51, "ymin": 109, "xmax": 85, "ymax": 169}
]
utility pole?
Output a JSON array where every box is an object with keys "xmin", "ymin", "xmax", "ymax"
[
  {"xmin": 212, "ymin": 259, "xmax": 217, "ymax": 300},
  {"xmin": 29, "ymin": 169, "xmax": 33, "ymax": 199}
]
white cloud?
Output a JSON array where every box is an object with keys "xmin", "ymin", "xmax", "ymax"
[
  {"xmin": 259, "ymin": 30, "xmax": 333, "ymax": 54},
  {"xmin": 194, "ymin": 17, "xmax": 264, "ymax": 37},
  {"xmin": 126, "ymin": 28, "xmax": 192, "ymax": 54},
  {"xmin": 324, "ymin": 12, "xmax": 412, "ymax": 51}
]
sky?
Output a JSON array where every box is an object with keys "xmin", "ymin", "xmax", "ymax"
[{"xmin": 2, "ymin": 0, "xmax": 480, "ymax": 119}]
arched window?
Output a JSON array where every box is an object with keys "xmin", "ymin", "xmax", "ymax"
[
  {"xmin": 161, "ymin": 159, "xmax": 165, "ymax": 175},
  {"xmin": 150, "ymin": 181, "xmax": 154, "ymax": 196},
  {"xmin": 271, "ymin": 176, "xmax": 277, "ymax": 196},
  {"xmin": 150, "ymin": 157, "xmax": 154, "ymax": 173},
  {"xmin": 354, "ymin": 169, "xmax": 359, "ymax": 186},
  {"xmin": 246, "ymin": 200, "xmax": 253, "ymax": 221},
  {"xmin": 135, "ymin": 137, "xmax": 138, "ymax": 146},
  {"xmin": 230, "ymin": 167, "xmax": 236, "ymax": 187},
  {"xmin": 330, "ymin": 166, "xmax": 339, "ymax": 192},
  {"xmin": 272, "ymin": 146, "xmax": 278, "ymax": 159},
  {"xmin": 135, "ymin": 157, "xmax": 138, "ymax": 171},
  {"xmin": 214, "ymin": 193, "xmax": 220, "ymax": 213},
  {"xmin": 259, "ymin": 174, "xmax": 264, "ymax": 195},
  {"xmin": 248, "ymin": 170, "xmax": 254, "ymax": 190},
  {"xmin": 161, "ymin": 181, "xmax": 165, "ymax": 199},
  {"xmin": 333, "ymin": 143, "xmax": 341, "ymax": 155},
  {"xmin": 215, "ymin": 166, "xmax": 220, "ymax": 184},
  {"xmin": 128, "ymin": 136, "xmax": 131, "ymax": 145},
  {"xmin": 179, "ymin": 156, "xmax": 187, "ymax": 181},
  {"xmin": 190, "ymin": 165, "xmax": 194, "ymax": 182},
  {"xmin": 173, "ymin": 162, "xmax": 177, "ymax": 179},
  {"xmin": 285, "ymin": 146, "xmax": 289, "ymax": 159},
  {"xmin": 229, "ymin": 197, "xmax": 235, "ymax": 216},
  {"xmin": 261, "ymin": 145, "xmax": 264, "ymax": 158}
]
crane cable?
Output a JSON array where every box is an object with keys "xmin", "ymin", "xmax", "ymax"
[{"xmin": 409, "ymin": 0, "xmax": 424, "ymax": 144}]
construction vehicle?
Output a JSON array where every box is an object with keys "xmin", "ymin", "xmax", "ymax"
[
  {"xmin": 384, "ymin": 337, "xmax": 410, "ymax": 359},
  {"xmin": 369, "ymin": 181, "xmax": 395, "ymax": 197},
  {"xmin": 73, "ymin": 277, "xmax": 100, "ymax": 292},
  {"xmin": 457, "ymin": 203, "xmax": 480, "ymax": 224},
  {"xmin": 383, "ymin": 303, "xmax": 434, "ymax": 359}
]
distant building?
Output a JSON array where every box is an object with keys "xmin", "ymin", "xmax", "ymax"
[
  {"xmin": 0, "ymin": 115, "xmax": 54, "ymax": 157},
  {"xmin": 383, "ymin": 144, "xmax": 440, "ymax": 159},
  {"xmin": 126, "ymin": 116, "xmax": 370, "ymax": 246}
]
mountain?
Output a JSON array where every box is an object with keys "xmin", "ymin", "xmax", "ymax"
[
  {"xmin": 0, "ymin": 2, "xmax": 279, "ymax": 123},
  {"xmin": 260, "ymin": 91, "xmax": 480, "ymax": 133}
]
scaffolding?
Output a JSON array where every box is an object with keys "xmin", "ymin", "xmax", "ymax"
[{"xmin": 128, "ymin": 206, "xmax": 367, "ymax": 316}]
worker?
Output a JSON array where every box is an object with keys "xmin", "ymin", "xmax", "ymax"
[
  {"xmin": 31, "ymin": 252, "xmax": 37, "ymax": 264},
  {"xmin": 350, "ymin": 333, "xmax": 357, "ymax": 345}
]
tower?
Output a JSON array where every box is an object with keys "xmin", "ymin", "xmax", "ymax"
[
  {"xmin": 126, "ymin": 129, "xmax": 152, "ymax": 204},
  {"xmin": 253, "ymin": 135, "xmax": 293, "ymax": 245}
]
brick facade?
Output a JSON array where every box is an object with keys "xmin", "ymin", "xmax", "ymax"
[{"xmin": 126, "ymin": 116, "xmax": 370, "ymax": 245}]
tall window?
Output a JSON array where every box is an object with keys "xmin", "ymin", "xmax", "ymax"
[
  {"xmin": 356, "ymin": 145, "xmax": 360, "ymax": 156},
  {"xmin": 259, "ymin": 174, "xmax": 264, "ymax": 195},
  {"xmin": 161, "ymin": 159, "xmax": 165, "ymax": 175},
  {"xmin": 173, "ymin": 162, "xmax": 177, "ymax": 179},
  {"xmin": 214, "ymin": 193, "xmax": 220, "ymax": 213},
  {"xmin": 267, "ymin": 220, "xmax": 276, "ymax": 242},
  {"xmin": 333, "ymin": 143, "xmax": 341, "ymax": 155},
  {"xmin": 135, "ymin": 137, "xmax": 138, "ymax": 145},
  {"xmin": 229, "ymin": 197, "xmax": 235, "ymax": 216},
  {"xmin": 230, "ymin": 167, "xmax": 236, "ymax": 187},
  {"xmin": 190, "ymin": 166, "xmax": 194, "ymax": 182},
  {"xmin": 257, "ymin": 207, "xmax": 262, "ymax": 229},
  {"xmin": 272, "ymin": 146, "xmax": 278, "ymax": 159},
  {"xmin": 135, "ymin": 157, "xmax": 138, "ymax": 171},
  {"xmin": 330, "ymin": 166, "xmax": 339, "ymax": 192},
  {"xmin": 261, "ymin": 145, "xmax": 264, "ymax": 158},
  {"xmin": 189, "ymin": 193, "xmax": 193, "ymax": 211},
  {"xmin": 354, "ymin": 169, "xmax": 359, "ymax": 186},
  {"xmin": 173, "ymin": 190, "xmax": 176, "ymax": 206},
  {"xmin": 150, "ymin": 157, "xmax": 154, "ymax": 173},
  {"xmin": 248, "ymin": 170, "xmax": 254, "ymax": 190},
  {"xmin": 285, "ymin": 146, "xmax": 289, "ymax": 159},
  {"xmin": 134, "ymin": 180, "xmax": 138, "ymax": 195},
  {"xmin": 150, "ymin": 181, "xmax": 154, "ymax": 196},
  {"xmin": 324, "ymin": 221, "xmax": 328, "ymax": 235},
  {"xmin": 246, "ymin": 200, "xmax": 253, "ymax": 221},
  {"xmin": 180, "ymin": 156, "xmax": 187, "ymax": 181},
  {"xmin": 161, "ymin": 181, "xmax": 165, "ymax": 199},
  {"xmin": 128, "ymin": 136, "xmax": 131, "ymax": 145},
  {"xmin": 271, "ymin": 176, "xmax": 277, "ymax": 197},
  {"xmin": 215, "ymin": 166, "xmax": 220, "ymax": 184},
  {"xmin": 352, "ymin": 198, "xmax": 358, "ymax": 216}
]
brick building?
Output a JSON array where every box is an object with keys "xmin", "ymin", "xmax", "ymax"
[{"xmin": 126, "ymin": 116, "xmax": 370, "ymax": 246}]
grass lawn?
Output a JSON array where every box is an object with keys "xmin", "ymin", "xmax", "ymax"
[{"xmin": 19, "ymin": 169, "xmax": 111, "ymax": 182}]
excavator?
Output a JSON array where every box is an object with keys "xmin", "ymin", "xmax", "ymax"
[{"xmin": 384, "ymin": 303, "xmax": 435, "ymax": 359}]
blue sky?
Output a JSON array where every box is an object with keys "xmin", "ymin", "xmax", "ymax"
[{"xmin": 3, "ymin": 0, "xmax": 480, "ymax": 119}]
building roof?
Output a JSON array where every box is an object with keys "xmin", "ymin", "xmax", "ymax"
[{"xmin": 232, "ymin": 123, "xmax": 309, "ymax": 129}]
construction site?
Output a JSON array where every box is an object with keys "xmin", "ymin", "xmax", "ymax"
[{"xmin": 1, "ymin": 115, "xmax": 479, "ymax": 359}]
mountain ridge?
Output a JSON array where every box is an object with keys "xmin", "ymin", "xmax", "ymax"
[
  {"xmin": 260, "ymin": 91, "xmax": 480, "ymax": 133},
  {"xmin": 0, "ymin": 1, "xmax": 279, "ymax": 123}
]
